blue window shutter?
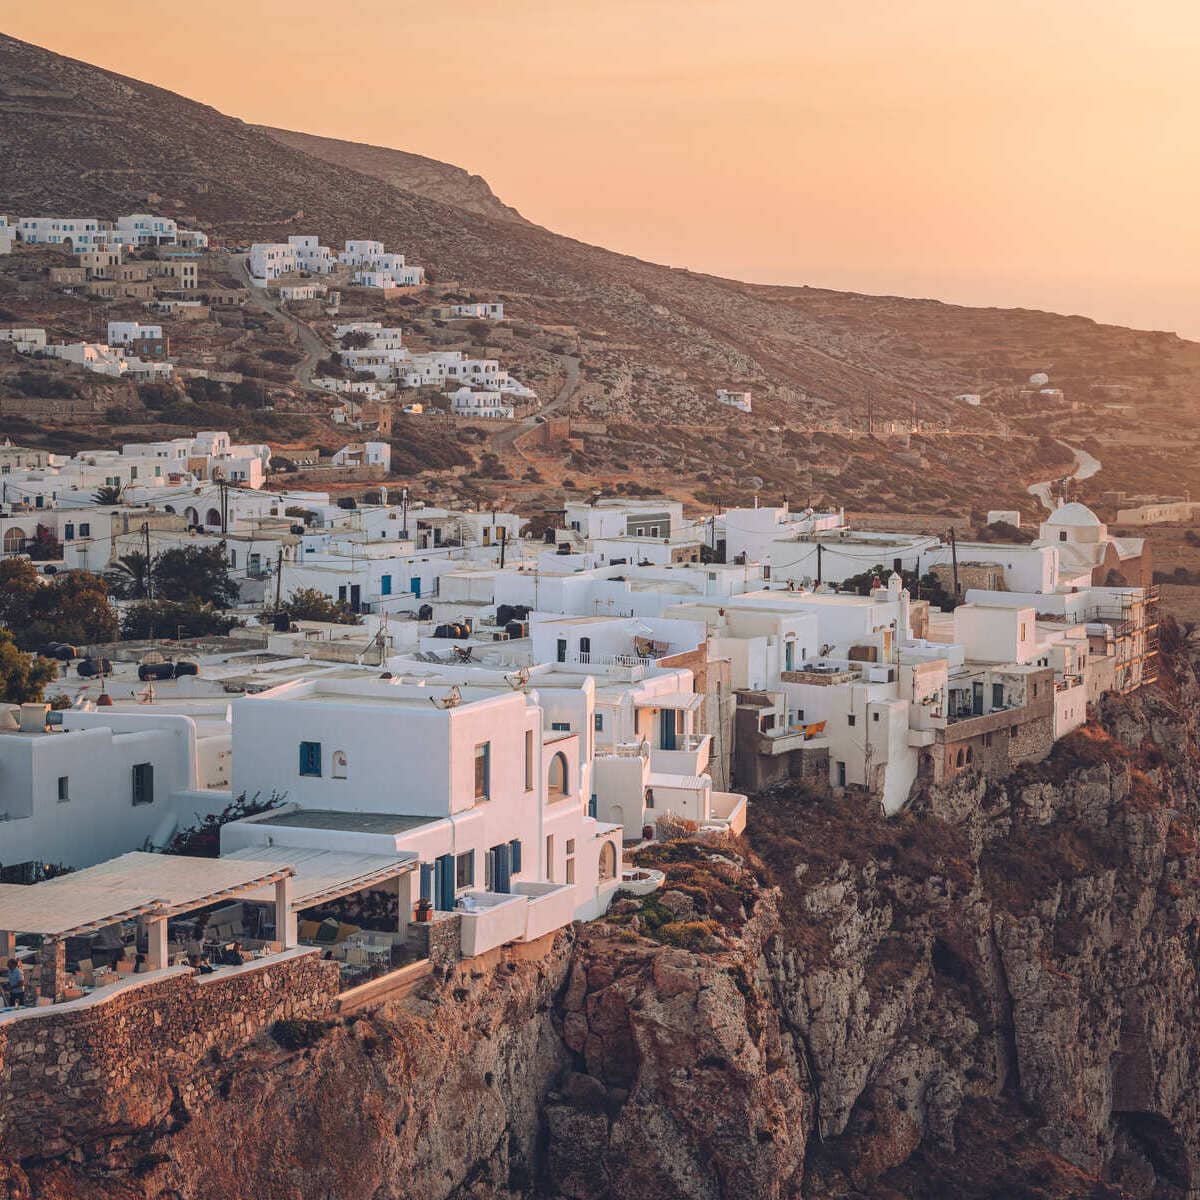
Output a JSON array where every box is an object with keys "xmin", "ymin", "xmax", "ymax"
[
  {"xmin": 588, "ymin": 794, "xmax": 598, "ymax": 819},
  {"xmin": 508, "ymin": 839, "xmax": 522, "ymax": 874},
  {"xmin": 435, "ymin": 853, "xmax": 455, "ymax": 911},
  {"xmin": 419, "ymin": 863, "xmax": 434, "ymax": 903}
]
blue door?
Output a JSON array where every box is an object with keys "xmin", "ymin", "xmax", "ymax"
[
  {"xmin": 490, "ymin": 843, "xmax": 511, "ymax": 894},
  {"xmin": 660, "ymin": 708, "xmax": 677, "ymax": 751},
  {"xmin": 419, "ymin": 862, "xmax": 434, "ymax": 904},
  {"xmin": 381, "ymin": 574, "xmax": 392, "ymax": 596},
  {"xmin": 410, "ymin": 576, "xmax": 421, "ymax": 598}
]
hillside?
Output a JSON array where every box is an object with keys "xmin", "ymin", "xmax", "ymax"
[
  {"xmin": 3, "ymin": 32, "xmax": 1200, "ymax": 519},
  {"xmin": 255, "ymin": 126, "xmax": 530, "ymax": 226}
]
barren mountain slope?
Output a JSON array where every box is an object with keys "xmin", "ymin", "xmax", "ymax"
[
  {"xmin": 255, "ymin": 125, "xmax": 529, "ymax": 225},
  {"xmin": 4, "ymin": 32, "xmax": 1200, "ymax": 431}
]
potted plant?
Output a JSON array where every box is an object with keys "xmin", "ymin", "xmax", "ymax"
[{"xmin": 414, "ymin": 898, "xmax": 433, "ymax": 924}]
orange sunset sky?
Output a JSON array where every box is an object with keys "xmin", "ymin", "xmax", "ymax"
[{"xmin": 8, "ymin": 1, "xmax": 1199, "ymax": 336}]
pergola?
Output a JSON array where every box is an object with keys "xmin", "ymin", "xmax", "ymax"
[
  {"xmin": 224, "ymin": 846, "xmax": 419, "ymax": 944},
  {"xmin": 0, "ymin": 852, "xmax": 296, "ymax": 1000}
]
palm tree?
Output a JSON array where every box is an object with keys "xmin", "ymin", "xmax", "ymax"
[
  {"xmin": 92, "ymin": 485, "xmax": 122, "ymax": 506},
  {"xmin": 105, "ymin": 551, "xmax": 151, "ymax": 600}
]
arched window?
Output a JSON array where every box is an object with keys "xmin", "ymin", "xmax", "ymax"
[
  {"xmin": 548, "ymin": 752, "xmax": 569, "ymax": 797},
  {"xmin": 332, "ymin": 750, "xmax": 348, "ymax": 779},
  {"xmin": 3, "ymin": 527, "xmax": 27, "ymax": 555},
  {"xmin": 965, "ymin": 746, "xmax": 974, "ymax": 765},
  {"xmin": 163, "ymin": 505, "xmax": 175, "ymax": 514},
  {"xmin": 205, "ymin": 508, "xmax": 221, "ymax": 527},
  {"xmin": 185, "ymin": 506, "xmax": 199, "ymax": 526},
  {"xmin": 599, "ymin": 841, "xmax": 617, "ymax": 882},
  {"xmin": 579, "ymin": 636, "xmax": 591, "ymax": 661},
  {"xmin": 955, "ymin": 748, "xmax": 965, "ymax": 768}
]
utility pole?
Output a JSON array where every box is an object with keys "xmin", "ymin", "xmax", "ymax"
[
  {"xmin": 400, "ymin": 486, "xmax": 410, "ymax": 539},
  {"xmin": 498, "ymin": 526, "xmax": 507, "ymax": 569},
  {"xmin": 949, "ymin": 527, "xmax": 960, "ymax": 599},
  {"xmin": 816, "ymin": 542, "xmax": 823, "ymax": 588},
  {"xmin": 142, "ymin": 522, "xmax": 153, "ymax": 599},
  {"xmin": 274, "ymin": 546, "xmax": 284, "ymax": 614}
]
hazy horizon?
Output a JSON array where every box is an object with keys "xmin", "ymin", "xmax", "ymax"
[{"xmin": 7, "ymin": 0, "xmax": 1199, "ymax": 337}]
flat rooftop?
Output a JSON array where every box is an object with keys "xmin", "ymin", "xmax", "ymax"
[{"xmin": 258, "ymin": 809, "xmax": 434, "ymax": 835}]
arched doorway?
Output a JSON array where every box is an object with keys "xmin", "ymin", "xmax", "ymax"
[
  {"xmin": 205, "ymin": 508, "xmax": 221, "ymax": 527},
  {"xmin": 3, "ymin": 527, "xmax": 27, "ymax": 555},
  {"xmin": 598, "ymin": 842, "xmax": 617, "ymax": 882},
  {"xmin": 548, "ymin": 752, "xmax": 569, "ymax": 798}
]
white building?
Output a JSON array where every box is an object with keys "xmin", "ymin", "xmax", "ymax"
[
  {"xmin": 115, "ymin": 214, "xmax": 178, "ymax": 246},
  {"xmin": 287, "ymin": 234, "xmax": 336, "ymax": 274},
  {"xmin": 248, "ymin": 243, "xmax": 297, "ymax": 284},
  {"xmin": 224, "ymin": 677, "xmax": 623, "ymax": 956},
  {"xmin": 449, "ymin": 388, "xmax": 515, "ymax": 419},
  {"xmin": 107, "ymin": 321, "xmax": 163, "ymax": 348},
  {"xmin": 717, "ymin": 389, "xmax": 752, "ymax": 413},
  {"xmin": 331, "ymin": 441, "xmax": 391, "ymax": 471}
]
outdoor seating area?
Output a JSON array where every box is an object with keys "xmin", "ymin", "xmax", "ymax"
[{"xmin": 0, "ymin": 852, "xmax": 298, "ymax": 1014}]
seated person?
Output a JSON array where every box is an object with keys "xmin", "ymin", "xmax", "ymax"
[{"xmin": 187, "ymin": 953, "xmax": 215, "ymax": 975}]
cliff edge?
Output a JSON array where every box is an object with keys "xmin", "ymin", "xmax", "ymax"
[{"xmin": 4, "ymin": 623, "xmax": 1200, "ymax": 1198}]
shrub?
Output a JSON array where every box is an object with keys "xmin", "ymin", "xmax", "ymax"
[{"xmin": 270, "ymin": 1019, "xmax": 327, "ymax": 1051}]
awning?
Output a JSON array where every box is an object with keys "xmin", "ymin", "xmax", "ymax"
[
  {"xmin": 634, "ymin": 693, "xmax": 702, "ymax": 712},
  {"xmin": 646, "ymin": 772, "xmax": 711, "ymax": 791},
  {"xmin": 0, "ymin": 852, "xmax": 294, "ymax": 938},
  {"xmin": 224, "ymin": 846, "xmax": 418, "ymax": 911}
]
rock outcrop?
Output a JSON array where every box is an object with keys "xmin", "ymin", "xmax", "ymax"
[{"xmin": 6, "ymin": 630, "xmax": 1200, "ymax": 1198}]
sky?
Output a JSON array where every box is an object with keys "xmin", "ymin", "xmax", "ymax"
[{"xmin": 9, "ymin": 1, "xmax": 1200, "ymax": 336}]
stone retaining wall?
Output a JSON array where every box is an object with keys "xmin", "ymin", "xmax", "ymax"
[{"xmin": 0, "ymin": 949, "xmax": 338, "ymax": 1158}]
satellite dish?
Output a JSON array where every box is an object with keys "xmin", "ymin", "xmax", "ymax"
[
  {"xmin": 504, "ymin": 668, "xmax": 530, "ymax": 691},
  {"xmin": 429, "ymin": 685, "xmax": 462, "ymax": 710}
]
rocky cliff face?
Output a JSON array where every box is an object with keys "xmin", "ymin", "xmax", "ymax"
[{"xmin": 6, "ymin": 630, "xmax": 1200, "ymax": 1199}]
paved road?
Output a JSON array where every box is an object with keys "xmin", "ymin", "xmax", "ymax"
[
  {"xmin": 492, "ymin": 353, "xmax": 580, "ymax": 450},
  {"xmin": 231, "ymin": 253, "xmax": 329, "ymax": 387},
  {"xmin": 1027, "ymin": 441, "xmax": 1102, "ymax": 511}
]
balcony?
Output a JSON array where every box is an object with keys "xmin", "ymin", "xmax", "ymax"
[
  {"xmin": 651, "ymin": 733, "xmax": 711, "ymax": 777},
  {"xmin": 514, "ymin": 882, "xmax": 576, "ymax": 943},
  {"xmin": 457, "ymin": 891, "xmax": 529, "ymax": 957}
]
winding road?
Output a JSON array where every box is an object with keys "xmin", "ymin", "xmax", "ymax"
[
  {"xmin": 490, "ymin": 353, "xmax": 581, "ymax": 451},
  {"xmin": 230, "ymin": 253, "xmax": 330, "ymax": 387},
  {"xmin": 1027, "ymin": 441, "xmax": 1102, "ymax": 512}
]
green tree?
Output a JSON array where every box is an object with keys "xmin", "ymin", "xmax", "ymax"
[
  {"xmin": 120, "ymin": 599, "xmax": 240, "ymax": 640},
  {"xmin": 0, "ymin": 628, "xmax": 57, "ymax": 703},
  {"xmin": 92, "ymin": 485, "xmax": 122, "ymax": 506},
  {"xmin": 272, "ymin": 587, "xmax": 361, "ymax": 626},
  {"xmin": 26, "ymin": 523, "xmax": 62, "ymax": 561},
  {"xmin": 20, "ymin": 572, "xmax": 118, "ymax": 648},
  {"xmin": 105, "ymin": 551, "xmax": 153, "ymax": 600},
  {"xmin": 0, "ymin": 558, "xmax": 38, "ymax": 632},
  {"xmin": 152, "ymin": 544, "xmax": 239, "ymax": 608}
]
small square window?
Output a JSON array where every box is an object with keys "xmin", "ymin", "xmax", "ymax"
[
  {"xmin": 847, "ymin": 714, "xmax": 856, "ymax": 727},
  {"xmin": 872, "ymin": 712, "xmax": 880, "ymax": 722}
]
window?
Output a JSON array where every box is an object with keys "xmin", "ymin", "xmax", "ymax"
[
  {"xmin": 57, "ymin": 775, "xmax": 69, "ymax": 803},
  {"xmin": 566, "ymin": 838, "xmax": 576, "ymax": 885},
  {"xmin": 645, "ymin": 787, "xmax": 655, "ymax": 810},
  {"xmin": 546, "ymin": 834, "xmax": 555, "ymax": 881},
  {"xmin": 456, "ymin": 850, "xmax": 474, "ymax": 890},
  {"xmin": 548, "ymin": 752, "xmax": 569, "ymax": 796},
  {"xmin": 79, "ymin": 522, "xmax": 89, "ymax": 538},
  {"xmin": 509, "ymin": 839, "xmax": 522, "ymax": 874},
  {"xmin": 551, "ymin": 721, "xmax": 570, "ymax": 732},
  {"xmin": 872, "ymin": 711, "xmax": 880, "ymax": 723},
  {"xmin": 1059, "ymin": 531, "xmax": 1067, "ymax": 542},
  {"xmin": 131, "ymin": 762, "xmax": 154, "ymax": 806},
  {"xmin": 64, "ymin": 523, "xmax": 74, "ymax": 541},
  {"xmin": 594, "ymin": 712, "xmax": 603, "ymax": 732},
  {"xmin": 524, "ymin": 729, "xmax": 534, "ymax": 791},
  {"xmin": 299, "ymin": 741, "xmax": 322, "ymax": 777},
  {"xmin": 474, "ymin": 741, "xmax": 491, "ymax": 800},
  {"xmin": 848, "ymin": 713, "xmax": 856, "ymax": 727},
  {"xmin": 331, "ymin": 750, "xmax": 348, "ymax": 779}
]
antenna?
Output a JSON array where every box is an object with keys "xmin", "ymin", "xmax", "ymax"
[
  {"xmin": 429, "ymin": 685, "xmax": 462, "ymax": 709},
  {"xmin": 504, "ymin": 667, "xmax": 530, "ymax": 691}
]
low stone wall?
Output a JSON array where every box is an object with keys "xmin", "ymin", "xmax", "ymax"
[{"xmin": 0, "ymin": 949, "xmax": 338, "ymax": 1158}]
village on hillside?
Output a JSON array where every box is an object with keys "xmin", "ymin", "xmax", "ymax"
[{"xmin": 0, "ymin": 201, "xmax": 1181, "ymax": 1037}]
